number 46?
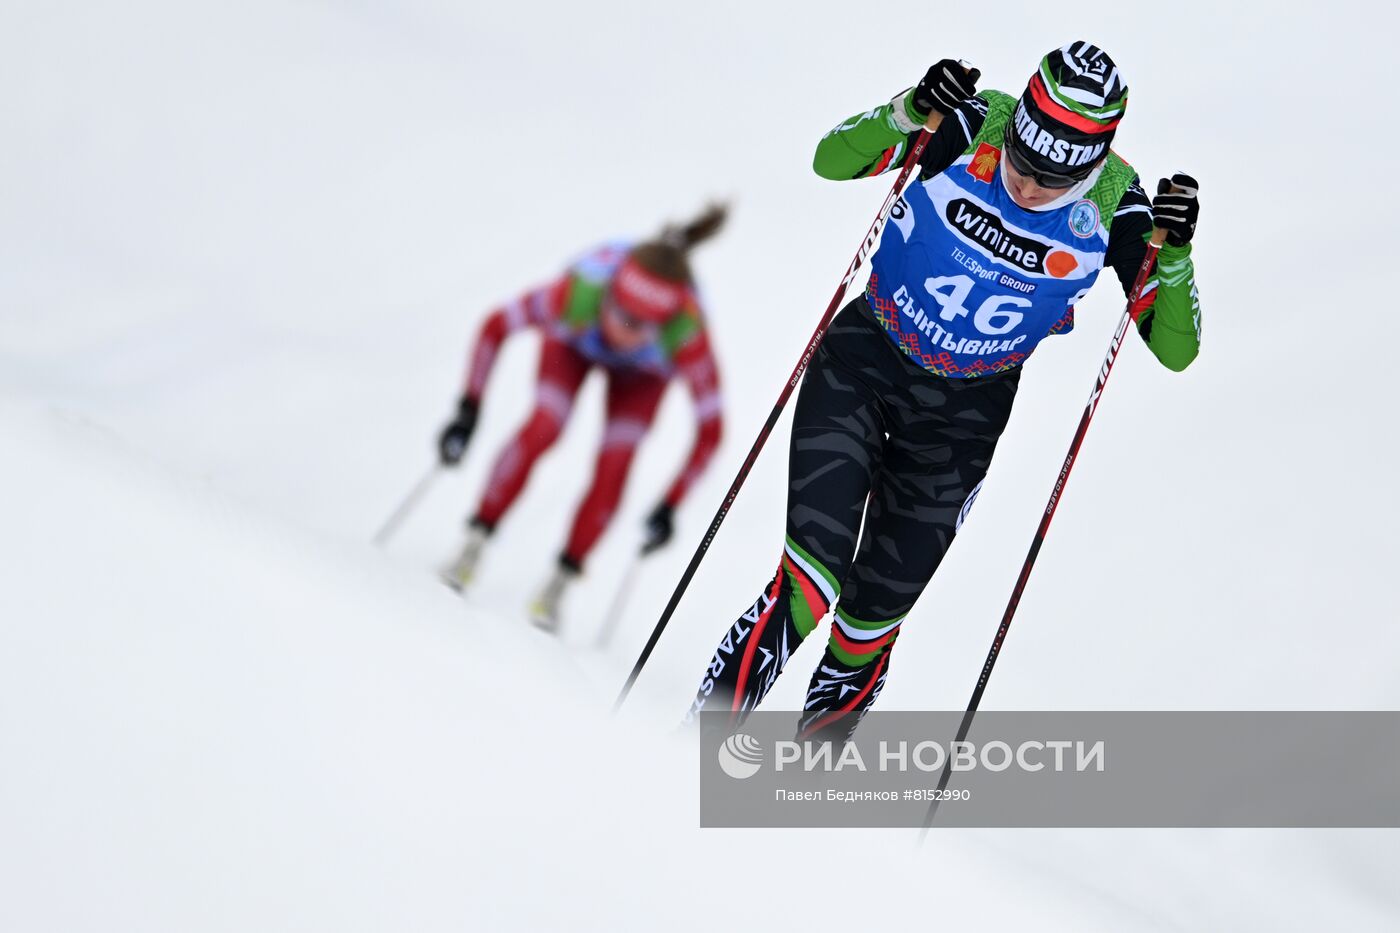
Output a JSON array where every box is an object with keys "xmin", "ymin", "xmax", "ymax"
[{"xmin": 924, "ymin": 274, "xmax": 1031, "ymax": 336}]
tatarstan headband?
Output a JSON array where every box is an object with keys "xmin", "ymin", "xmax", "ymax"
[{"xmin": 1028, "ymin": 74, "xmax": 1122, "ymax": 135}]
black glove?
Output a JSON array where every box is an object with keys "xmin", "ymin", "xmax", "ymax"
[
  {"xmin": 1152, "ymin": 173, "xmax": 1200, "ymax": 248},
  {"xmin": 437, "ymin": 397, "xmax": 478, "ymax": 466},
  {"xmin": 641, "ymin": 502, "xmax": 674, "ymax": 554},
  {"xmin": 911, "ymin": 59, "xmax": 980, "ymax": 118}
]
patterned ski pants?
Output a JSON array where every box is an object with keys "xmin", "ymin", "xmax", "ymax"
[{"xmin": 689, "ymin": 297, "xmax": 1019, "ymax": 741}]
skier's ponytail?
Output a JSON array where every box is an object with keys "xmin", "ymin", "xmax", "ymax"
[
  {"xmin": 630, "ymin": 201, "xmax": 730, "ymax": 285},
  {"xmin": 661, "ymin": 202, "xmax": 729, "ymax": 252}
]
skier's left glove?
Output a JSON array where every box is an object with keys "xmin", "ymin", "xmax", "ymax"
[
  {"xmin": 1152, "ymin": 173, "xmax": 1200, "ymax": 248},
  {"xmin": 641, "ymin": 502, "xmax": 674, "ymax": 554}
]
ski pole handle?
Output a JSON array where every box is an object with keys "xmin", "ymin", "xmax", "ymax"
[
  {"xmin": 919, "ymin": 59, "xmax": 972, "ymax": 134},
  {"xmin": 1147, "ymin": 180, "xmax": 1187, "ymax": 248}
]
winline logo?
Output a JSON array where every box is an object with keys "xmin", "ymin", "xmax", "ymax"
[{"xmin": 944, "ymin": 199, "xmax": 1079, "ymax": 279}]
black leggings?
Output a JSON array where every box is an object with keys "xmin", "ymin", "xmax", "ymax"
[{"xmin": 688, "ymin": 297, "xmax": 1020, "ymax": 740}]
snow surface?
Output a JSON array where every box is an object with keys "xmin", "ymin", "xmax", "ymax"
[{"xmin": 3, "ymin": 1, "xmax": 1398, "ymax": 930}]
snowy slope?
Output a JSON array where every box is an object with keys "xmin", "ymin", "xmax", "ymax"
[
  {"xmin": 5, "ymin": 403, "xmax": 1396, "ymax": 932},
  {"xmin": 3, "ymin": 0, "xmax": 1399, "ymax": 929}
]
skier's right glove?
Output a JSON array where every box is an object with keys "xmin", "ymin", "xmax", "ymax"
[
  {"xmin": 437, "ymin": 397, "xmax": 479, "ymax": 466},
  {"xmin": 641, "ymin": 502, "xmax": 674, "ymax": 555},
  {"xmin": 909, "ymin": 59, "xmax": 981, "ymax": 119}
]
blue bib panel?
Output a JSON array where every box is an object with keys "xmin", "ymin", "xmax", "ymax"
[{"xmin": 866, "ymin": 147, "xmax": 1109, "ymax": 378}]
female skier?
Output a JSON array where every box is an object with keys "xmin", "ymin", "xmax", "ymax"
[
  {"xmin": 438, "ymin": 205, "xmax": 727, "ymax": 631},
  {"xmin": 688, "ymin": 44, "xmax": 1202, "ymax": 738}
]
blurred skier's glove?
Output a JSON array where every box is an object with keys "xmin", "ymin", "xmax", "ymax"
[
  {"xmin": 641, "ymin": 502, "xmax": 674, "ymax": 554},
  {"xmin": 910, "ymin": 59, "xmax": 980, "ymax": 119},
  {"xmin": 437, "ymin": 398, "xmax": 479, "ymax": 466},
  {"xmin": 1152, "ymin": 173, "xmax": 1200, "ymax": 248}
]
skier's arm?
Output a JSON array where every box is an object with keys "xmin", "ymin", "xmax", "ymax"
[
  {"xmin": 438, "ymin": 275, "xmax": 571, "ymax": 467},
  {"xmin": 1106, "ymin": 181, "xmax": 1202, "ymax": 372},
  {"xmin": 812, "ymin": 92, "xmax": 984, "ymax": 181},
  {"xmin": 461, "ymin": 277, "xmax": 570, "ymax": 400},
  {"xmin": 663, "ymin": 329, "xmax": 724, "ymax": 508}
]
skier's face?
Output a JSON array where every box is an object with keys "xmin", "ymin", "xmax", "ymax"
[
  {"xmin": 601, "ymin": 297, "xmax": 659, "ymax": 352},
  {"xmin": 1001, "ymin": 156, "xmax": 1065, "ymax": 209}
]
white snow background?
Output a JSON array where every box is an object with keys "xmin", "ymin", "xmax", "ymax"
[{"xmin": 2, "ymin": 1, "xmax": 1397, "ymax": 930}]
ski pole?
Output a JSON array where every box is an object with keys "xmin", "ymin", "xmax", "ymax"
[
  {"xmin": 917, "ymin": 225, "xmax": 1171, "ymax": 839},
  {"xmin": 594, "ymin": 548, "xmax": 646, "ymax": 651},
  {"xmin": 614, "ymin": 111, "xmax": 947, "ymax": 709},
  {"xmin": 371, "ymin": 463, "xmax": 441, "ymax": 547}
]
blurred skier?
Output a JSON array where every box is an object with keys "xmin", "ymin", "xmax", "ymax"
[
  {"xmin": 688, "ymin": 44, "xmax": 1202, "ymax": 738},
  {"xmin": 437, "ymin": 205, "xmax": 727, "ymax": 631}
]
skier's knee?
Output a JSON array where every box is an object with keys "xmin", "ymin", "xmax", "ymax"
[
  {"xmin": 520, "ymin": 409, "xmax": 566, "ymax": 450},
  {"xmin": 826, "ymin": 605, "xmax": 903, "ymax": 668},
  {"xmin": 779, "ymin": 536, "xmax": 840, "ymax": 638},
  {"xmin": 601, "ymin": 416, "xmax": 650, "ymax": 453}
]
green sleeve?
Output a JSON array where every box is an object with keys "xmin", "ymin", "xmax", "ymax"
[
  {"xmin": 812, "ymin": 95, "xmax": 922, "ymax": 180},
  {"xmin": 560, "ymin": 273, "xmax": 603, "ymax": 329},
  {"xmin": 1139, "ymin": 242, "xmax": 1202, "ymax": 372}
]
